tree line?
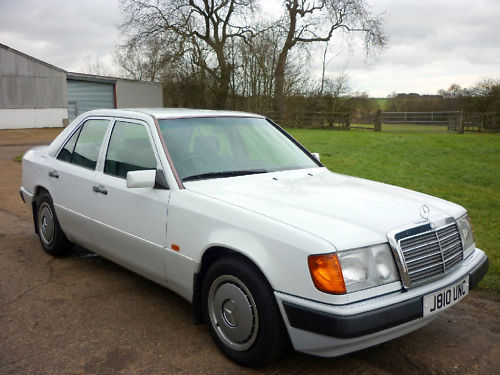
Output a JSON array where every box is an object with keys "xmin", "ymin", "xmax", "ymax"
[
  {"xmin": 114, "ymin": 1, "xmax": 498, "ymax": 119},
  {"xmin": 387, "ymin": 79, "xmax": 500, "ymax": 113},
  {"xmin": 117, "ymin": 0, "xmax": 386, "ymax": 117}
]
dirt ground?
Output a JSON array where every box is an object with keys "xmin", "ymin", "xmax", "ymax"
[{"xmin": 1, "ymin": 128, "xmax": 499, "ymax": 375}]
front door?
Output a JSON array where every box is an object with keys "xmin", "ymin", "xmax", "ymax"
[{"xmin": 91, "ymin": 119, "xmax": 170, "ymax": 281}]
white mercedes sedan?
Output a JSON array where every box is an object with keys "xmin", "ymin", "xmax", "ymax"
[{"xmin": 20, "ymin": 108, "xmax": 488, "ymax": 366}]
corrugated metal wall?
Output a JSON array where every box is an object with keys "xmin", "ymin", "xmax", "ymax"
[
  {"xmin": 66, "ymin": 79, "xmax": 115, "ymax": 121},
  {"xmin": 0, "ymin": 44, "xmax": 66, "ymax": 109}
]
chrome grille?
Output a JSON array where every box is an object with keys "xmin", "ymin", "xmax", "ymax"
[{"xmin": 398, "ymin": 223, "xmax": 463, "ymax": 285}]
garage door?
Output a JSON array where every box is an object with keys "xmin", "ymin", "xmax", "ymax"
[{"xmin": 67, "ymin": 79, "xmax": 115, "ymax": 122}]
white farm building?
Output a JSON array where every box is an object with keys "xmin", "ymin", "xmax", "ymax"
[{"xmin": 0, "ymin": 43, "xmax": 163, "ymax": 129}]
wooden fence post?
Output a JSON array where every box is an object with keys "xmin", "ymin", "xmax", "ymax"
[
  {"xmin": 458, "ymin": 110, "xmax": 464, "ymax": 134},
  {"xmin": 345, "ymin": 113, "xmax": 351, "ymax": 130},
  {"xmin": 375, "ymin": 110, "xmax": 382, "ymax": 131}
]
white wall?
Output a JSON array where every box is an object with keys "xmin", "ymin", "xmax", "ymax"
[
  {"xmin": 115, "ymin": 80, "xmax": 163, "ymax": 108},
  {"xmin": 0, "ymin": 108, "xmax": 68, "ymax": 129}
]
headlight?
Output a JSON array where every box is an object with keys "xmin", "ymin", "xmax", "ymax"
[
  {"xmin": 456, "ymin": 214, "xmax": 475, "ymax": 255},
  {"xmin": 337, "ymin": 244, "xmax": 400, "ymax": 293}
]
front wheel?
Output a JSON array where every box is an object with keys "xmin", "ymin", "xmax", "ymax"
[
  {"xmin": 202, "ymin": 256, "xmax": 289, "ymax": 366},
  {"xmin": 36, "ymin": 191, "xmax": 72, "ymax": 256}
]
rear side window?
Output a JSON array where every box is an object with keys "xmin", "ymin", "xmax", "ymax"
[
  {"xmin": 57, "ymin": 119, "xmax": 109, "ymax": 169},
  {"xmin": 104, "ymin": 121, "xmax": 157, "ymax": 178},
  {"xmin": 57, "ymin": 128, "xmax": 81, "ymax": 162}
]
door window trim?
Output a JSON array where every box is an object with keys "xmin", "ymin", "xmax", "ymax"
[
  {"xmin": 98, "ymin": 118, "xmax": 163, "ymax": 178},
  {"xmin": 55, "ymin": 116, "xmax": 112, "ymax": 171}
]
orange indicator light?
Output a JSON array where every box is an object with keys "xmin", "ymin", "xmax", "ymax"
[
  {"xmin": 308, "ymin": 253, "xmax": 346, "ymax": 294},
  {"xmin": 171, "ymin": 244, "xmax": 180, "ymax": 251}
]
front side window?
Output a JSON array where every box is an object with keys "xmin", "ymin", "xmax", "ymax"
[
  {"xmin": 104, "ymin": 121, "xmax": 157, "ymax": 178},
  {"xmin": 57, "ymin": 119, "xmax": 109, "ymax": 170},
  {"xmin": 159, "ymin": 117, "xmax": 319, "ymax": 181}
]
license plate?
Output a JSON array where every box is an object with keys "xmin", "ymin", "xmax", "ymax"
[{"xmin": 423, "ymin": 276, "xmax": 469, "ymax": 317}]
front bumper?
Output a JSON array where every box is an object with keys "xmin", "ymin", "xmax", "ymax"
[
  {"xmin": 19, "ymin": 186, "xmax": 34, "ymax": 207},
  {"xmin": 276, "ymin": 248, "xmax": 488, "ymax": 357},
  {"xmin": 20, "ymin": 186, "xmax": 37, "ymax": 233}
]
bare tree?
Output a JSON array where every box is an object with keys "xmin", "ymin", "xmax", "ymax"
[
  {"xmin": 323, "ymin": 70, "xmax": 350, "ymax": 112},
  {"xmin": 115, "ymin": 36, "xmax": 182, "ymax": 81},
  {"xmin": 274, "ymin": 0, "xmax": 387, "ymax": 115},
  {"xmin": 234, "ymin": 23, "xmax": 281, "ymax": 109},
  {"xmin": 319, "ymin": 42, "xmax": 342, "ymax": 95},
  {"xmin": 467, "ymin": 79, "xmax": 500, "ymax": 112},
  {"xmin": 437, "ymin": 79, "xmax": 500, "ymax": 112},
  {"xmin": 83, "ymin": 56, "xmax": 114, "ymax": 76},
  {"xmin": 120, "ymin": 0, "xmax": 254, "ymax": 109}
]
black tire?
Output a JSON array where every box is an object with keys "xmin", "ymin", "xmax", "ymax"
[
  {"xmin": 35, "ymin": 191, "xmax": 72, "ymax": 256},
  {"xmin": 202, "ymin": 256, "xmax": 289, "ymax": 366}
]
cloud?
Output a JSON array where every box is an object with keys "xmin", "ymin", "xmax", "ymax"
[
  {"xmin": 0, "ymin": 0, "xmax": 122, "ymax": 71},
  {"xmin": 1, "ymin": 0, "xmax": 498, "ymax": 96},
  {"xmin": 311, "ymin": 0, "xmax": 500, "ymax": 96},
  {"xmin": 375, "ymin": 0, "xmax": 500, "ymax": 65}
]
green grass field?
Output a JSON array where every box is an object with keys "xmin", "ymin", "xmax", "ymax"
[{"xmin": 288, "ymin": 128, "xmax": 500, "ymax": 292}]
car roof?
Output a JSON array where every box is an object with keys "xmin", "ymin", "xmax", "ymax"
[{"xmin": 83, "ymin": 108, "xmax": 265, "ymax": 120}]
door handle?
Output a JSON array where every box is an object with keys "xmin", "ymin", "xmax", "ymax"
[
  {"xmin": 92, "ymin": 185, "xmax": 108, "ymax": 195},
  {"xmin": 48, "ymin": 170, "xmax": 59, "ymax": 179}
]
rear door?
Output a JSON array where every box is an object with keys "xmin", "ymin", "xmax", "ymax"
[
  {"xmin": 50, "ymin": 118, "xmax": 111, "ymax": 248},
  {"xmin": 91, "ymin": 119, "xmax": 170, "ymax": 281}
]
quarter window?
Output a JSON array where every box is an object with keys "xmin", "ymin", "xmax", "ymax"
[
  {"xmin": 104, "ymin": 121, "xmax": 157, "ymax": 178},
  {"xmin": 56, "ymin": 127, "xmax": 81, "ymax": 162},
  {"xmin": 57, "ymin": 119, "xmax": 109, "ymax": 170}
]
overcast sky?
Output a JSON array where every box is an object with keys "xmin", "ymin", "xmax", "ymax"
[{"xmin": 0, "ymin": 0, "xmax": 498, "ymax": 97}]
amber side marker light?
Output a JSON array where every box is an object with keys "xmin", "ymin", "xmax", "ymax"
[
  {"xmin": 171, "ymin": 244, "xmax": 180, "ymax": 251},
  {"xmin": 308, "ymin": 253, "xmax": 346, "ymax": 294}
]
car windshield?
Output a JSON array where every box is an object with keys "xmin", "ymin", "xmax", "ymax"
[{"xmin": 158, "ymin": 116, "xmax": 319, "ymax": 181}]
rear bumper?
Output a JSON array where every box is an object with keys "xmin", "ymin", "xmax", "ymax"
[{"xmin": 276, "ymin": 248, "xmax": 488, "ymax": 357}]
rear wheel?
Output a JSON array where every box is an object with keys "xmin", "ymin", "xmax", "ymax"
[
  {"xmin": 202, "ymin": 256, "xmax": 289, "ymax": 366},
  {"xmin": 36, "ymin": 191, "xmax": 72, "ymax": 256}
]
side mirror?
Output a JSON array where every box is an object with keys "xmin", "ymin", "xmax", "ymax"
[
  {"xmin": 312, "ymin": 153, "xmax": 320, "ymax": 162},
  {"xmin": 126, "ymin": 170, "xmax": 156, "ymax": 188}
]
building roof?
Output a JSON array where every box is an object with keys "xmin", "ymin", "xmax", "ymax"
[
  {"xmin": 67, "ymin": 72, "xmax": 162, "ymax": 86},
  {"xmin": 0, "ymin": 43, "xmax": 66, "ymax": 73},
  {"xmin": 0, "ymin": 44, "xmax": 162, "ymax": 86},
  {"xmin": 67, "ymin": 72, "xmax": 117, "ymax": 84}
]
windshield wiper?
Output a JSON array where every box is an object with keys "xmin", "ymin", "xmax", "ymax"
[{"xmin": 182, "ymin": 169, "xmax": 267, "ymax": 182}]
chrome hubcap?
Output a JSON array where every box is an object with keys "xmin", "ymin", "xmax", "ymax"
[
  {"xmin": 208, "ymin": 275, "xmax": 258, "ymax": 351},
  {"xmin": 38, "ymin": 203, "xmax": 55, "ymax": 245}
]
